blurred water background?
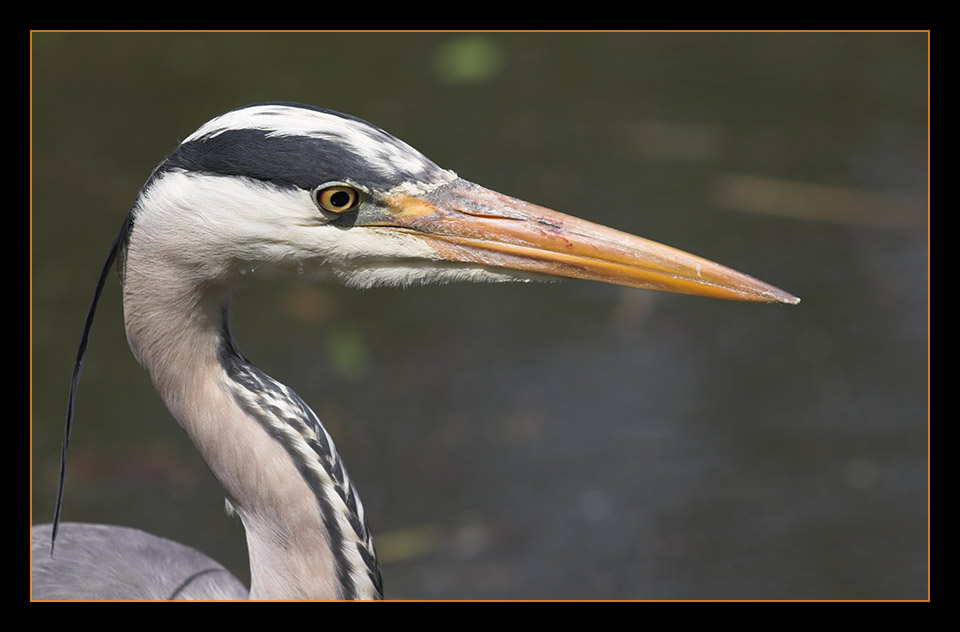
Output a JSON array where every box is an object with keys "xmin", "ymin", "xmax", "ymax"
[{"xmin": 31, "ymin": 32, "xmax": 927, "ymax": 599}]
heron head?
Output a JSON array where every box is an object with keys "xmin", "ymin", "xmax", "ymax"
[{"xmin": 128, "ymin": 103, "xmax": 798, "ymax": 304}]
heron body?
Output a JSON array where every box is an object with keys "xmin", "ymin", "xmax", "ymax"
[{"xmin": 32, "ymin": 103, "xmax": 797, "ymax": 600}]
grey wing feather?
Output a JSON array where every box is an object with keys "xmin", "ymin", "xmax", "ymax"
[{"xmin": 32, "ymin": 523, "xmax": 248, "ymax": 600}]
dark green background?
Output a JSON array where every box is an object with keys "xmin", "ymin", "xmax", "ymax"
[{"xmin": 31, "ymin": 32, "xmax": 927, "ymax": 599}]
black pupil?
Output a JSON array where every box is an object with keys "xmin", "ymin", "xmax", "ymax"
[{"xmin": 330, "ymin": 190, "xmax": 351, "ymax": 208}]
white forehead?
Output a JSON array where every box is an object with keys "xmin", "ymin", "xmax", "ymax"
[{"xmin": 183, "ymin": 104, "xmax": 449, "ymax": 187}]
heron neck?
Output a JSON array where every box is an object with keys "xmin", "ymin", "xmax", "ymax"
[{"xmin": 121, "ymin": 248, "xmax": 380, "ymax": 600}]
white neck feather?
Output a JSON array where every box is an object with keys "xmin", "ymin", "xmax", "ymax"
[{"xmin": 121, "ymin": 212, "xmax": 380, "ymax": 600}]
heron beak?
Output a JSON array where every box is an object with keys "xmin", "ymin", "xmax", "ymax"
[{"xmin": 373, "ymin": 178, "xmax": 799, "ymax": 304}]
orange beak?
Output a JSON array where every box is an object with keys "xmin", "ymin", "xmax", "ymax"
[{"xmin": 366, "ymin": 178, "xmax": 798, "ymax": 304}]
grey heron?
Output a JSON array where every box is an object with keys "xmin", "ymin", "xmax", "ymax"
[{"xmin": 32, "ymin": 103, "xmax": 798, "ymax": 600}]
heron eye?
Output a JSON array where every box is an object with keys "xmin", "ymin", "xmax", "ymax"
[{"xmin": 315, "ymin": 185, "xmax": 359, "ymax": 213}]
